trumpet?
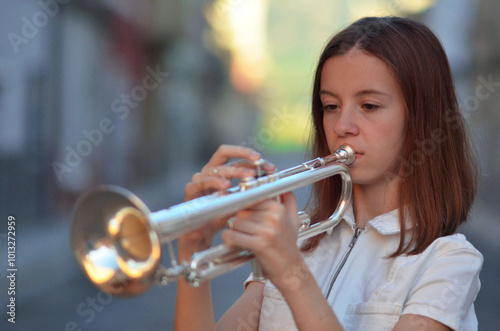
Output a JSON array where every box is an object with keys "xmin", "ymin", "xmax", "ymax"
[{"xmin": 71, "ymin": 145, "xmax": 354, "ymax": 296}]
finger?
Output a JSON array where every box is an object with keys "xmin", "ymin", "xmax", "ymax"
[
  {"xmin": 201, "ymin": 164, "xmax": 257, "ymax": 179},
  {"xmin": 239, "ymin": 194, "xmax": 299, "ymax": 231},
  {"xmin": 221, "ymin": 228, "xmax": 264, "ymax": 252},
  {"xmin": 227, "ymin": 217, "xmax": 264, "ymax": 235},
  {"xmin": 191, "ymin": 171, "xmax": 232, "ymax": 187},
  {"xmin": 233, "ymin": 204, "xmax": 284, "ymax": 239},
  {"xmin": 227, "ymin": 159, "xmax": 276, "ymax": 173},
  {"xmin": 185, "ymin": 176, "xmax": 231, "ymax": 199},
  {"xmin": 206, "ymin": 145, "xmax": 262, "ymax": 168},
  {"xmin": 239, "ymin": 198, "xmax": 283, "ymax": 215}
]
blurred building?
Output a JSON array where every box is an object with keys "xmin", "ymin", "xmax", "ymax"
[
  {"xmin": 472, "ymin": 0, "xmax": 500, "ymax": 208},
  {"xmin": 0, "ymin": 0, "xmax": 261, "ymax": 220},
  {"xmin": 0, "ymin": 1, "xmax": 498, "ymax": 221}
]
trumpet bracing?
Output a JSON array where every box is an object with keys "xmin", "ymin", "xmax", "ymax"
[{"xmin": 71, "ymin": 145, "xmax": 355, "ymax": 296}]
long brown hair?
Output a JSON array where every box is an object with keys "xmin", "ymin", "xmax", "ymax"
[{"xmin": 302, "ymin": 16, "xmax": 478, "ymax": 257}]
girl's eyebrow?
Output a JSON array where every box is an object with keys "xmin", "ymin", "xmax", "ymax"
[
  {"xmin": 355, "ymin": 89, "xmax": 391, "ymax": 97},
  {"xmin": 319, "ymin": 90, "xmax": 338, "ymax": 98},
  {"xmin": 320, "ymin": 89, "xmax": 391, "ymax": 98}
]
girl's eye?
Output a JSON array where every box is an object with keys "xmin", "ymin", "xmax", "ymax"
[
  {"xmin": 323, "ymin": 105, "xmax": 339, "ymax": 112},
  {"xmin": 363, "ymin": 103, "xmax": 380, "ymax": 111}
]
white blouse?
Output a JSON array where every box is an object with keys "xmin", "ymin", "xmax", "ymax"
[{"xmin": 245, "ymin": 205, "xmax": 483, "ymax": 331}]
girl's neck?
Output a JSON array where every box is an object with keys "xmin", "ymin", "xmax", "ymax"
[{"xmin": 352, "ymin": 179, "xmax": 400, "ymax": 228}]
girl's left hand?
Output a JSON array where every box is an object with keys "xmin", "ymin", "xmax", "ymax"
[{"xmin": 220, "ymin": 192, "xmax": 303, "ymax": 289}]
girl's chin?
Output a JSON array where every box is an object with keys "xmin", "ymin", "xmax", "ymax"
[{"xmin": 350, "ymin": 174, "xmax": 399, "ymax": 188}]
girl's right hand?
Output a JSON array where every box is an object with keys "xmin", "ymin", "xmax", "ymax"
[{"xmin": 178, "ymin": 145, "xmax": 275, "ymax": 259}]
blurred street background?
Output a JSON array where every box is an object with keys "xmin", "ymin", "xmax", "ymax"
[{"xmin": 0, "ymin": 0, "xmax": 499, "ymax": 330}]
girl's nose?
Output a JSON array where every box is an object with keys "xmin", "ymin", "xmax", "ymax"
[{"xmin": 333, "ymin": 106, "xmax": 359, "ymax": 137}]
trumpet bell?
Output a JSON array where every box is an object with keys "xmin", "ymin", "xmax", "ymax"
[{"xmin": 71, "ymin": 186, "xmax": 161, "ymax": 296}]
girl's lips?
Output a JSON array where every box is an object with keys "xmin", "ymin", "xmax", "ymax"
[{"xmin": 355, "ymin": 153, "xmax": 363, "ymax": 159}]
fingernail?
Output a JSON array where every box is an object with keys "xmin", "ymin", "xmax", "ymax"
[
  {"xmin": 265, "ymin": 162, "xmax": 276, "ymax": 170},
  {"xmin": 249, "ymin": 151, "xmax": 261, "ymax": 159},
  {"xmin": 244, "ymin": 169, "xmax": 256, "ymax": 176}
]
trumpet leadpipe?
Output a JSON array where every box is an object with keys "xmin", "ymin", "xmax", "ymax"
[{"xmin": 149, "ymin": 145, "xmax": 354, "ymax": 243}]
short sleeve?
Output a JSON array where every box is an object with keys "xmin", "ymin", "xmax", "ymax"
[
  {"xmin": 244, "ymin": 272, "xmax": 266, "ymax": 290},
  {"xmin": 402, "ymin": 245, "xmax": 483, "ymax": 331}
]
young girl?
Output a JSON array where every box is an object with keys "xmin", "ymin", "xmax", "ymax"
[{"xmin": 174, "ymin": 16, "xmax": 482, "ymax": 330}]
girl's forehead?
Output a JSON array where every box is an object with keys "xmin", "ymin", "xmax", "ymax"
[{"xmin": 320, "ymin": 50, "xmax": 400, "ymax": 95}]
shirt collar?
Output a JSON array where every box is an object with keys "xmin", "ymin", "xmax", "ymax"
[{"xmin": 327, "ymin": 203, "xmax": 411, "ymax": 235}]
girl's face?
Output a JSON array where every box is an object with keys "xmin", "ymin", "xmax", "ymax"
[{"xmin": 320, "ymin": 48, "xmax": 406, "ymax": 187}]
